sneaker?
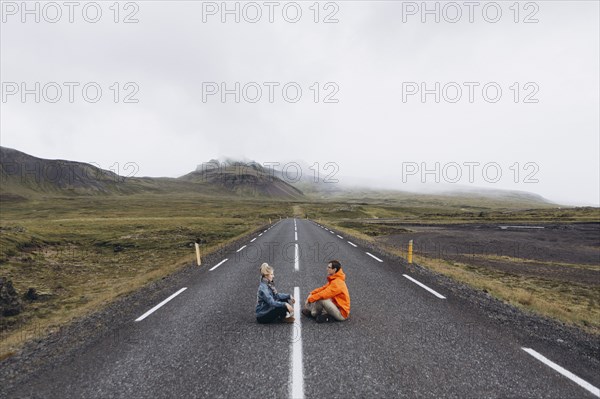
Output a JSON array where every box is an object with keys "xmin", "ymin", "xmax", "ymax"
[
  {"xmin": 315, "ymin": 314, "xmax": 330, "ymax": 323},
  {"xmin": 301, "ymin": 309, "xmax": 312, "ymax": 318},
  {"xmin": 282, "ymin": 316, "xmax": 295, "ymax": 323}
]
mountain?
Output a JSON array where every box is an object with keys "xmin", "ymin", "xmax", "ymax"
[
  {"xmin": 180, "ymin": 160, "xmax": 304, "ymax": 199},
  {"xmin": 0, "ymin": 147, "xmax": 146, "ymax": 199},
  {"xmin": 0, "ymin": 148, "xmax": 304, "ymax": 200}
]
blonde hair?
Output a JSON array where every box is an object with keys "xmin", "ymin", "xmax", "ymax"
[{"xmin": 260, "ymin": 262, "xmax": 273, "ymax": 277}]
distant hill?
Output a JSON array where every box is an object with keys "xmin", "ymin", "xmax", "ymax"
[
  {"xmin": 310, "ymin": 186, "xmax": 556, "ymax": 210},
  {"xmin": 0, "ymin": 147, "xmax": 148, "ymax": 200},
  {"xmin": 0, "ymin": 148, "xmax": 304, "ymax": 201},
  {"xmin": 180, "ymin": 160, "xmax": 304, "ymax": 199},
  {"xmin": 433, "ymin": 186, "xmax": 553, "ymax": 205}
]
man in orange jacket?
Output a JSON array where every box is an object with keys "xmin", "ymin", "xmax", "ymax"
[{"xmin": 302, "ymin": 260, "xmax": 350, "ymax": 323}]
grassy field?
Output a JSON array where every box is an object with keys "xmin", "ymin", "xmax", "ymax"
[{"xmin": 1, "ymin": 193, "xmax": 598, "ymax": 359}]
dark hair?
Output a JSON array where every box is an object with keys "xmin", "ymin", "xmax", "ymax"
[{"xmin": 328, "ymin": 260, "xmax": 341, "ymax": 272}]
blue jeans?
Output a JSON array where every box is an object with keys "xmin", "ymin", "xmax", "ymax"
[{"xmin": 257, "ymin": 306, "xmax": 288, "ymax": 323}]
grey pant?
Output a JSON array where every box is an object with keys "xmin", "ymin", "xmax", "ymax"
[{"xmin": 305, "ymin": 299, "xmax": 346, "ymax": 321}]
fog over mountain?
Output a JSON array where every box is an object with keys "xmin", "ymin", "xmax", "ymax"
[{"xmin": 193, "ymin": 156, "xmax": 553, "ymax": 203}]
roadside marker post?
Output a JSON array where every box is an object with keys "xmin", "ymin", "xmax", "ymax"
[
  {"xmin": 408, "ymin": 240, "xmax": 413, "ymax": 264},
  {"xmin": 195, "ymin": 238, "xmax": 201, "ymax": 266}
]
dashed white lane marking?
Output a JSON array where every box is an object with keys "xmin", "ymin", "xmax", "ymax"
[
  {"xmin": 250, "ymin": 238, "xmax": 257, "ymax": 243},
  {"xmin": 290, "ymin": 286, "xmax": 304, "ymax": 399},
  {"xmin": 366, "ymin": 252, "xmax": 383, "ymax": 262},
  {"xmin": 347, "ymin": 241, "xmax": 357, "ymax": 247},
  {"xmin": 264, "ymin": 230, "xmax": 267, "ymax": 233},
  {"xmin": 259, "ymin": 233, "xmax": 263, "ymax": 236},
  {"xmin": 209, "ymin": 258, "xmax": 228, "ymax": 271},
  {"xmin": 294, "ymin": 244, "xmax": 299, "ymax": 271},
  {"xmin": 236, "ymin": 245, "xmax": 247, "ymax": 253},
  {"xmin": 403, "ymin": 274, "xmax": 446, "ymax": 299},
  {"xmin": 135, "ymin": 287, "xmax": 187, "ymax": 322},
  {"xmin": 522, "ymin": 348, "xmax": 600, "ymax": 397},
  {"xmin": 295, "ymin": 232, "xmax": 298, "ymax": 241},
  {"xmin": 337, "ymin": 235, "xmax": 344, "ymax": 239},
  {"xmin": 330, "ymin": 231, "xmax": 335, "ymax": 234}
]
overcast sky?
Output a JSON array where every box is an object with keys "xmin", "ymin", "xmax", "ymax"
[{"xmin": 1, "ymin": 1, "xmax": 598, "ymax": 206}]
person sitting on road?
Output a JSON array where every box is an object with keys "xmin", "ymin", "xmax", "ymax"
[
  {"xmin": 302, "ymin": 260, "xmax": 350, "ymax": 323},
  {"xmin": 256, "ymin": 263, "xmax": 295, "ymax": 324}
]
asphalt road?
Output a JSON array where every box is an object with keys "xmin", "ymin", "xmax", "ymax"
[{"xmin": 3, "ymin": 218, "xmax": 599, "ymax": 398}]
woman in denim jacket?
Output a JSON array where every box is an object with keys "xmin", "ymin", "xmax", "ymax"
[{"xmin": 256, "ymin": 263, "xmax": 295, "ymax": 323}]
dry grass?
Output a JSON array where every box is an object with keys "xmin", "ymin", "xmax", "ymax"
[
  {"xmin": 292, "ymin": 205, "xmax": 304, "ymax": 218},
  {"xmin": 471, "ymin": 254, "xmax": 600, "ymax": 271},
  {"xmin": 410, "ymin": 255, "xmax": 600, "ymax": 335}
]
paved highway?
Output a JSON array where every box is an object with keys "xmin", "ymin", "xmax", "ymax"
[{"xmin": 4, "ymin": 219, "xmax": 599, "ymax": 398}]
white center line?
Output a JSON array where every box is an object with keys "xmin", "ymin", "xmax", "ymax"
[
  {"xmin": 522, "ymin": 348, "xmax": 599, "ymax": 397},
  {"xmin": 236, "ymin": 245, "xmax": 247, "ymax": 253},
  {"xmin": 290, "ymin": 286, "xmax": 304, "ymax": 399},
  {"xmin": 250, "ymin": 238, "xmax": 257, "ymax": 242},
  {"xmin": 294, "ymin": 244, "xmax": 299, "ymax": 271},
  {"xmin": 135, "ymin": 287, "xmax": 187, "ymax": 322},
  {"xmin": 366, "ymin": 252, "xmax": 383, "ymax": 262},
  {"xmin": 337, "ymin": 235, "xmax": 344, "ymax": 239},
  {"xmin": 209, "ymin": 258, "xmax": 228, "ymax": 271},
  {"xmin": 295, "ymin": 232, "xmax": 298, "ymax": 241},
  {"xmin": 403, "ymin": 274, "xmax": 446, "ymax": 299}
]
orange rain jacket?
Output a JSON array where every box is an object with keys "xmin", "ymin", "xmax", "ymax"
[{"xmin": 307, "ymin": 268, "xmax": 351, "ymax": 318}]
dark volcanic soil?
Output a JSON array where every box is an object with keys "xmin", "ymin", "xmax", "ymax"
[{"xmin": 377, "ymin": 223, "xmax": 600, "ymax": 286}]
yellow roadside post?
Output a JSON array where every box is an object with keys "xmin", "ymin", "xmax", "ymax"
[
  {"xmin": 195, "ymin": 238, "xmax": 201, "ymax": 266},
  {"xmin": 408, "ymin": 240, "xmax": 413, "ymax": 264}
]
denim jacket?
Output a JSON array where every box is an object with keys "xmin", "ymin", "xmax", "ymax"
[{"xmin": 256, "ymin": 279, "xmax": 291, "ymax": 318}]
